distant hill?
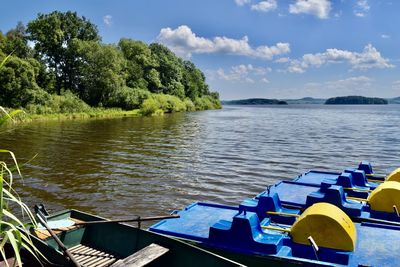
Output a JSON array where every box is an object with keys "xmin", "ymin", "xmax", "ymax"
[
  {"xmin": 388, "ymin": 97, "xmax": 400, "ymax": 104},
  {"xmin": 283, "ymin": 97, "xmax": 326, "ymax": 104},
  {"xmin": 325, "ymin": 96, "xmax": 388, "ymax": 105},
  {"xmin": 222, "ymin": 98, "xmax": 287, "ymax": 105}
]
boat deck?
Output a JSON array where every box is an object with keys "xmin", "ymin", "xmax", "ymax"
[
  {"xmin": 271, "ymin": 181, "xmax": 318, "ymax": 207},
  {"xmin": 150, "ymin": 202, "xmax": 239, "ymax": 241}
]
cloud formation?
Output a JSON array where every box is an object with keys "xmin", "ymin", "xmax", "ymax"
[
  {"xmin": 251, "ymin": 0, "xmax": 278, "ymax": 12},
  {"xmin": 208, "ymin": 64, "xmax": 271, "ymax": 83},
  {"xmin": 286, "ymin": 44, "xmax": 394, "ymax": 73},
  {"xmin": 157, "ymin": 25, "xmax": 290, "ymax": 59},
  {"xmin": 289, "ymin": 0, "xmax": 331, "ymax": 19},
  {"xmin": 354, "ymin": 0, "xmax": 370, "ymax": 17},
  {"xmin": 103, "ymin": 15, "xmax": 112, "ymax": 26},
  {"xmin": 235, "ymin": 0, "xmax": 251, "ymax": 6}
]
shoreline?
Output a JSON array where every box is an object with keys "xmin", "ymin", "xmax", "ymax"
[{"xmin": 7, "ymin": 108, "xmax": 142, "ymax": 125}]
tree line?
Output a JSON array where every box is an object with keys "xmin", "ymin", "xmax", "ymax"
[
  {"xmin": 325, "ymin": 96, "xmax": 388, "ymax": 105},
  {"xmin": 0, "ymin": 11, "xmax": 220, "ymax": 114}
]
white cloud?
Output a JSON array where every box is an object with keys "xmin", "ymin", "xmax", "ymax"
[
  {"xmin": 289, "ymin": 0, "xmax": 331, "ymax": 19},
  {"xmin": 261, "ymin": 77, "xmax": 270, "ymax": 83},
  {"xmin": 354, "ymin": 0, "xmax": 370, "ymax": 17},
  {"xmin": 157, "ymin": 25, "xmax": 290, "ymax": 59},
  {"xmin": 235, "ymin": 0, "xmax": 251, "ymax": 6},
  {"xmin": 208, "ymin": 64, "xmax": 271, "ymax": 83},
  {"xmin": 304, "ymin": 76, "xmax": 373, "ymax": 96},
  {"xmin": 274, "ymin": 57, "xmax": 290, "ymax": 63},
  {"xmin": 103, "ymin": 15, "xmax": 112, "ymax": 26},
  {"xmin": 287, "ymin": 44, "xmax": 394, "ymax": 73},
  {"xmin": 251, "ymin": 0, "xmax": 277, "ymax": 12},
  {"xmin": 381, "ymin": 34, "xmax": 390, "ymax": 39}
]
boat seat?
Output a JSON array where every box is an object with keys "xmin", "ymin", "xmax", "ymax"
[
  {"xmin": 344, "ymin": 169, "xmax": 369, "ymax": 187},
  {"xmin": 306, "ymin": 185, "xmax": 362, "ymax": 217},
  {"xmin": 209, "ymin": 211, "xmax": 283, "ymax": 255},
  {"xmin": 111, "ymin": 243, "xmax": 169, "ymax": 267},
  {"xmin": 69, "ymin": 244, "xmax": 120, "ymax": 267},
  {"xmin": 358, "ymin": 161, "xmax": 373, "ymax": 175},
  {"xmin": 322, "ymin": 173, "xmax": 369, "ymax": 199},
  {"xmin": 240, "ymin": 191, "xmax": 300, "ymax": 224}
]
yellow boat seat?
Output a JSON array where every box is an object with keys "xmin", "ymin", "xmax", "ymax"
[
  {"xmin": 368, "ymin": 181, "xmax": 400, "ymax": 213},
  {"xmin": 291, "ymin": 203, "xmax": 356, "ymax": 251}
]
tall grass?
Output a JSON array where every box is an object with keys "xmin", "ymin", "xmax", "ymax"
[{"xmin": 0, "ymin": 57, "xmax": 42, "ymax": 265}]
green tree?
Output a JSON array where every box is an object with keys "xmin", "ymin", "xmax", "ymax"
[
  {"xmin": 182, "ymin": 61, "xmax": 209, "ymax": 100},
  {"xmin": 73, "ymin": 40, "xmax": 125, "ymax": 106},
  {"xmin": 27, "ymin": 11, "xmax": 100, "ymax": 94},
  {"xmin": 118, "ymin": 38, "xmax": 161, "ymax": 91},
  {"xmin": 149, "ymin": 43, "xmax": 185, "ymax": 98},
  {"xmin": 1, "ymin": 22, "xmax": 31, "ymax": 58},
  {"xmin": 0, "ymin": 55, "xmax": 45, "ymax": 107}
]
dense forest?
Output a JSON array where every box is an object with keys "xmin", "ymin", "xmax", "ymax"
[
  {"xmin": 0, "ymin": 11, "xmax": 220, "ymax": 116},
  {"xmin": 325, "ymin": 96, "xmax": 388, "ymax": 105}
]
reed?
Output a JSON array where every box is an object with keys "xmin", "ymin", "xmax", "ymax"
[{"xmin": 0, "ymin": 57, "xmax": 43, "ymax": 266}]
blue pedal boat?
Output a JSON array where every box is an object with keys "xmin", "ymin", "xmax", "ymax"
[
  {"xmin": 242, "ymin": 160, "xmax": 400, "ymax": 225},
  {"xmin": 248, "ymin": 177, "xmax": 400, "ymax": 225},
  {"xmin": 149, "ymin": 201, "xmax": 400, "ymax": 267},
  {"xmin": 293, "ymin": 162, "xmax": 400, "ymax": 195}
]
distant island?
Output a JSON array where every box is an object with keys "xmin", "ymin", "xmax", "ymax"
[
  {"xmin": 388, "ymin": 97, "xmax": 400, "ymax": 104},
  {"xmin": 222, "ymin": 98, "xmax": 287, "ymax": 105},
  {"xmin": 325, "ymin": 96, "xmax": 388, "ymax": 105},
  {"xmin": 222, "ymin": 96, "xmax": 399, "ymax": 105},
  {"xmin": 283, "ymin": 97, "xmax": 326, "ymax": 105}
]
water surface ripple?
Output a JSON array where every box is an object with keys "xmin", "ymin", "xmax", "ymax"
[{"xmin": 0, "ymin": 105, "xmax": 399, "ymax": 219}]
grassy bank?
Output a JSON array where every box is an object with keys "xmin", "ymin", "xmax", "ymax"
[
  {"xmin": 17, "ymin": 108, "xmax": 141, "ymax": 123},
  {"xmin": 4, "ymin": 94, "xmax": 221, "ymax": 125}
]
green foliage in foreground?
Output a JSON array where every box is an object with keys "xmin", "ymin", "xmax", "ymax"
[{"xmin": 0, "ymin": 108, "xmax": 43, "ymax": 265}]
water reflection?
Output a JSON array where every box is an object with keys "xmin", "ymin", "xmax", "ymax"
[{"xmin": 0, "ymin": 105, "xmax": 399, "ymax": 220}]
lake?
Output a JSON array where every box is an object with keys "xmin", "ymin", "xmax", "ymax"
[{"xmin": 0, "ymin": 105, "xmax": 399, "ymax": 220}]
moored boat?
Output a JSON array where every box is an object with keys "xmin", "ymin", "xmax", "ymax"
[
  {"xmin": 149, "ymin": 201, "xmax": 400, "ymax": 266},
  {"xmin": 24, "ymin": 207, "xmax": 245, "ymax": 267},
  {"xmin": 246, "ymin": 163, "xmax": 400, "ymax": 225}
]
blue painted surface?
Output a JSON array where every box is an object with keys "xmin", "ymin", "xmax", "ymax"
[
  {"xmin": 272, "ymin": 180, "xmax": 400, "ymax": 224},
  {"xmin": 270, "ymin": 181, "xmax": 318, "ymax": 206},
  {"xmin": 349, "ymin": 223, "xmax": 400, "ymax": 266},
  {"xmin": 150, "ymin": 201, "xmax": 400, "ymax": 266},
  {"xmin": 294, "ymin": 170, "xmax": 340, "ymax": 185},
  {"xmin": 150, "ymin": 202, "xmax": 240, "ymax": 242}
]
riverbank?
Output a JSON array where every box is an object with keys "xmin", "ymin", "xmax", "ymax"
[{"xmin": 3, "ymin": 108, "xmax": 141, "ymax": 125}]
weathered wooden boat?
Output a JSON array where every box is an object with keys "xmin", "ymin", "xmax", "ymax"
[
  {"xmin": 149, "ymin": 201, "xmax": 400, "ymax": 266},
  {"xmin": 25, "ymin": 206, "xmax": 245, "ymax": 267}
]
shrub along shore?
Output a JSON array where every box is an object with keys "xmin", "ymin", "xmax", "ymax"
[
  {"xmin": 0, "ymin": 11, "xmax": 221, "ymax": 120},
  {"xmin": 5, "ymin": 93, "xmax": 221, "ymax": 125}
]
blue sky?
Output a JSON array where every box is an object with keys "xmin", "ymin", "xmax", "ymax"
[{"xmin": 1, "ymin": 0, "xmax": 399, "ymax": 100}]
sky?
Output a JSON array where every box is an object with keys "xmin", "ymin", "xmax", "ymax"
[{"xmin": 1, "ymin": 0, "xmax": 399, "ymax": 100}]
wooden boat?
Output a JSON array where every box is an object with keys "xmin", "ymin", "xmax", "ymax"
[
  {"xmin": 149, "ymin": 201, "xmax": 400, "ymax": 266},
  {"xmin": 25, "ymin": 207, "xmax": 244, "ymax": 267}
]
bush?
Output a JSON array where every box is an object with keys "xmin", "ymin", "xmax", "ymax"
[
  {"xmin": 184, "ymin": 98, "xmax": 195, "ymax": 111},
  {"xmin": 106, "ymin": 87, "xmax": 150, "ymax": 110},
  {"xmin": 26, "ymin": 91, "xmax": 90, "ymax": 114},
  {"xmin": 140, "ymin": 93, "xmax": 190, "ymax": 115},
  {"xmin": 140, "ymin": 97, "xmax": 159, "ymax": 116},
  {"xmin": 194, "ymin": 95, "xmax": 222, "ymax": 110}
]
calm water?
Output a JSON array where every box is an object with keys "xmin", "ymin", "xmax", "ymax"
[{"xmin": 0, "ymin": 105, "xmax": 399, "ymax": 220}]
